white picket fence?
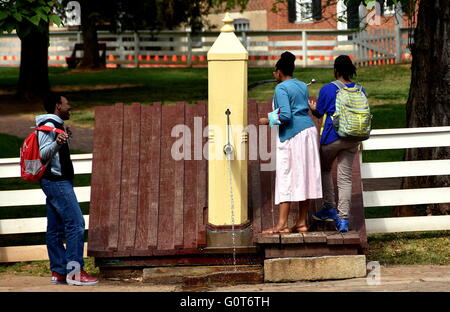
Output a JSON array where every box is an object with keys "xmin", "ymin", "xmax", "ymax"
[
  {"xmin": 0, "ymin": 28, "xmax": 412, "ymax": 68},
  {"xmin": 361, "ymin": 127, "xmax": 450, "ymax": 234},
  {"xmin": 0, "ymin": 126, "xmax": 449, "ymax": 263}
]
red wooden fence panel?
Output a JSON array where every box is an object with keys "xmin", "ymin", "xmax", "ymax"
[
  {"xmin": 89, "ymin": 102, "xmax": 207, "ymax": 257},
  {"xmin": 118, "ymin": 103, "xmax": 141, "ymax": 253},
  {"xmin": 196, "ymin": 101, "xmax": 207, "ymax": 248},
  {"xmin": 133, "ymin": 103, "xmax": 161, "ymax": 254}
]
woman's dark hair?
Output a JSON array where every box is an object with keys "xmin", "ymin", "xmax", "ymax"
[
  {"xmin": 275, "ymin": 51, "xmax": 296, "ymax": 76},
  {"xmin": 43, "ymin": 92, "xmax": 62, "ymax": 114},
  {"xmin": 334, "ymin": 55, "xmax": 357, "ymax": 81}
]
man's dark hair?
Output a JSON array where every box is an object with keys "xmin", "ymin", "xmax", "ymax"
[
  {"xmin": 334, "ymin": 55, "xmax": 357, "ymax": 81},
  {"xmin": 43, "ymin": 93, "xmax": 62, "ymax": 114},
  {"xmin": 275, "ymin": 51, "xmax": 296, "ymax": 76}
]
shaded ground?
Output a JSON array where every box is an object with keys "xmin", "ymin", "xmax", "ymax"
[{"xmin": 0, "ymin": 265, "xmax": 449, "ymax": 292}]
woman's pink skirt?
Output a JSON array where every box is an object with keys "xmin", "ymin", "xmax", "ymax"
[{"xmin": 275, "ymin": 126, "xmax": 322, "ymax": 205}]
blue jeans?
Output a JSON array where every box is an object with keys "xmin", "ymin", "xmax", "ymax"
[{"xmin": 40, "ymin": 178, "xmax": 85, "ymax": 275}]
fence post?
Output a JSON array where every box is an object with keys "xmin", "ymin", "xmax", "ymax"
[
  {"xmin": 186, "ymin": 30, "xmax": 192, "ymax": 67},
  {"xmin": 395, "ymin": 2, "xmax": 403, "ymax": 63},
  {"xmin": 134, "ymin": 31, "xmax": 140, "ymax": 68},
  {"xmin": 118, "ymin": 33, "xmax": 124, "ymax": 66},
  {"xmin": 241, "ymin": 31, "xmax": 247, "ymax": 49},
  {"xmin": 302, "ymin": 30, "xmax": 307, "ymax": 68}
]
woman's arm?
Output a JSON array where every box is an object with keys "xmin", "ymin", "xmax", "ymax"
[
  {"xmin": 275, "ymin": 86, "xmax": 292, "ymax": 124},
  {"xmin": 311, "ymin": 86, "xmax": 329, "ymax": 118}
]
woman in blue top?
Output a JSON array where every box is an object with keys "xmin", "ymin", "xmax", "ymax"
[
  {"xmin": 309, "ymin": 55, "xmax": 366, "ymax": 232},
  {"xmin": 260, "ymin": 51, "xmax": 322, "ymax": 234}
]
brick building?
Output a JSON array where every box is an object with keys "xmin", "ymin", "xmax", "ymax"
[
  {"xmin": 204, "ymin": 0, "xmax": 413, "ymax": 66},
  {"xmin": 207, "ymin": 0, "xmax": 411, "ymax": 32}
]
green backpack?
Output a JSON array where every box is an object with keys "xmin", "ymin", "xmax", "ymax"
[{"xmin": 331, "ymin": 80, "xmax": 372, "ymax": 141}]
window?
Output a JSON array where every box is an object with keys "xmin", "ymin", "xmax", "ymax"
[
  {"xmin": 383, "ymin": 0, "xmax": 396, "ymax": 16},
  {"xmin": 296, "ymin": 0, "xmax": 313, "ymax": 23},
  {"xmin": 233, "ymin": 18, "xmax": 250, "ymax": 31}
]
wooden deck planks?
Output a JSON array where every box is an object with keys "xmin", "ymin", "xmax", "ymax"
[
  {"xmin": 106, "ymin": 103, "xmax": 124, "ymax": 252},
  {"xmin": 302, "ymin": 231, "xmax": 327, "ymax": 243},
  {"xmin": 326, "ymin": 232, "xmax": 345, "ymax": 245},
  {"xmin": 341, "ymin": 231, "xmax": 362, "ymax": 245},
  {"xmin": 134, "ymin": 103, "xmax": 161, "ymax": 252},
  {"xmin": 280, "ymin": 233, "xmax": 304, "ymax": 244},
  {"xmin": 88, "ymin": 106, "xmax": 111, "ymax": 253},
  {"xmin": 254, "ymin": 233, "xmax": 280, "ymax": 244},
  {"xmin": 157, "ymin": 103, "xmax": 184, "ymax": 251},
  {"xmin": 118, "ymin": 103, "xmax": 141, "ymax": 251},
  {"xmin": 173, "ymin": 102, "xmax": 186, "ymax": 249},
  {"xmin": 196, "ymin": 101, "xmax": 207, "ymax": 248},
  {"xmin": 248, "ymin": 99, "xmax": 262, "ymax": 238},
  {"xmin": 183, "ymin": 103, "xmax": 202, "ymax": 249}
]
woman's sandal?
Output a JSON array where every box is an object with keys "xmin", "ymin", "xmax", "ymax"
[
  {"xmin": 292, "ymin": 225, "xmax": 309, "ymax": 233},
  {"xmin": 262, "ymin": 227, "xmax": 291, "ymax": 235}
]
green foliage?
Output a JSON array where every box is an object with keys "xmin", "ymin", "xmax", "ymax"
[{"xmin": 0, "ymin": 0, "xmax": 63, "ymax": 38}]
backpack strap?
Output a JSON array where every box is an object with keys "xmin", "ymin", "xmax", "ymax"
[
  {"xmin": 37, "ymin": 119, "xmax": 65, "ymax": 134},
  {"xmin": 332, "ymin": 80, "xmax": 347, "ymax": 90},
  {"xmin": 354, "ymin": 83, "xmax": 363, "ymax": 92},
  {"xmin": 35, "ymin": 125, "xmax": 65, "ymax": 134}
]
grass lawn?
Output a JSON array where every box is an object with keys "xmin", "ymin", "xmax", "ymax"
[
  {"xmin": 367, "ymin": 231, "xmax": 450, "ymax": 265},
  {"xmin": 0, "ymin": 65, "xmax": 409, "ymax": 129}
]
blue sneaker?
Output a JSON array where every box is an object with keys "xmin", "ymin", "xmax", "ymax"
[
  {"xmin": 312, "ymin": 205, "xmax": 338, "ymax": 222},
  {"xmin": 336, "ymin": 218, "xmax": 349, "ymax": 232}
]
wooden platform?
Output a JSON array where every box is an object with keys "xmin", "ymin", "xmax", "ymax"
[
  {"xmin": 88, "ymin": 100, "xmax": 367, "ymax": 266},
  {"xmin": 254, "ymin": 231, "xmax": 362, "ymax": 258},
  {"xmin": 247, "ymin": 99, "xmax": 367, "ymax": 255}
]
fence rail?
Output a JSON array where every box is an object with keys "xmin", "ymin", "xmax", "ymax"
[
  {"xmin": 361, "ymin": 126, "xmax": 450, "ymax": 234},
  {"xmin": 0, "ymin": 28, "xmax": 413, "ymax": 68},
  {"xmin": 1, "ymin": 126, "xmax": 448, "ymax": 262}
]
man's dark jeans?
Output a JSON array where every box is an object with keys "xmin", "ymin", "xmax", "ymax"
[{"xmin": 40, "ymin": 178, "xmax": 85, "ymax": 275}]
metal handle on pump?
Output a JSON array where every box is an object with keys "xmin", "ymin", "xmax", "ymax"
[{"xmin": 223, "ymin": 109, "xmax": 234, "ymax": 160}]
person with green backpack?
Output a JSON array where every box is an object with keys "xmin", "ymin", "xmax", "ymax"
[{"xmin": 309, "ymin": 55, "xmax": 372, "ymax": 232}]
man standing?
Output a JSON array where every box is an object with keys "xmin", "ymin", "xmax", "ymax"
[{"xmin": 37, "ymin": 93, "xmax": 98, "ymax": 286}]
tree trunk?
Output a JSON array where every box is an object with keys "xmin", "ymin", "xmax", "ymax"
[
  {"xmin": 396, "ymin": 0, "xmax": 450, "ymax": 216},
  {"xmin": 77, "ymin": 0, "xmax": 104, "ymax": 70},
  {"xmin": 17, "ymin": 27, "xmax": 50, "ymax": 101}
]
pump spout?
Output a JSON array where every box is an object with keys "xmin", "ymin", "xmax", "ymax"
[{"xmin": 306, "ymin": 78, "xmax": 316, "ymax": 86}]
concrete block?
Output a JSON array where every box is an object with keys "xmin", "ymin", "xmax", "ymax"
[{"xmin": 264, "ymin": 255, "xmax": 367, "ymax": 282}]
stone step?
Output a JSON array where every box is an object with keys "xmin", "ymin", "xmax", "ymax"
[{"xmin": 264, "ymin": 255, "xmax": 367, "ymax": 282}]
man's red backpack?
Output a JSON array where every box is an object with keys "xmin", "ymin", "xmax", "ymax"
[{"xmin": 20, "ymin": 125, "xmax": 65, "ymax": 182}]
